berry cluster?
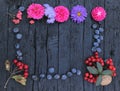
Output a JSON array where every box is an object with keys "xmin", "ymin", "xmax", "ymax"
[
  {"xmin": 10, "ymin": 6, "xmax": 25, "ymax": 24},
  {"xmin": 84, "ymin": 72, "xmax": 97, "ymax": 83},
  {"xmin": 12, "ymin": 10, "xmax": 23, "ymax": 24},
  {"xmin": 84, "ymin": 52, "xmax": 117, "ymax": 85},
  {"xmin": 13, "ymin": 59, "xmax": 29, "ymax": 78},
  {"xmin": 106, "ymin": 58, "xmax": 116, "ymax": 77},
  {"xmin": 85, "ymin": 52, "xmax": 104, "ymax": 66}
]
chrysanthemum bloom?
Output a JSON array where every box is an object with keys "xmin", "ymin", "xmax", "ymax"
[
  {"xmin": 27, "ymin": 3, "xmax": 45, "ymax": 20},
  {"xmin": 91, "ymin": 6, "xmax": 106, "ymax": 21},
  {"xmin": 54, "ymin": 6, "xmax": 69, "ymax": 22},
  {"xmin": 43, "ymin": 4, "xmax": 56, "ymax": 24},
  {"xmin": 71, "ymin": 5, "xmax": 87, "ymax": 23}
]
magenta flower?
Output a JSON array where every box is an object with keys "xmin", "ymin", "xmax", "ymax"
[
  {"xmin": 54, "ymin": 6, "xmax": 70, "ymax": 22},
  {"xmin": 27, "ymin": 3, "xmax": 45, "ymax": 20},
  {"xmin": 91, "ymin": 6, "xmax": 106, "ymax": 21},
  {"xmin": 71, "ymin": 5, "xmax": 87, "ymax": 23}
]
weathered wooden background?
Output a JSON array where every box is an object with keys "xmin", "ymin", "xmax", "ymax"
[{"xmin": 0, "ymin": 0, "xmax": 120, "ymax": 91}]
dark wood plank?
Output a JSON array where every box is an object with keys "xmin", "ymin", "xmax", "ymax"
[
  {"xmin": 84, "ymin": 0, "xmax": 99, "ymax": 91},
  {"xmin": 104, "ymin": 0, "xmax": 120, "ymax": 91},
  {"xmin": 58, "ymin": 0, "xmax": 71, "ymax": 91},
  {"xmin": 69, "ymin": 0, "xmax": 84, "ymax": 91},
  {"xmin": 0, "ymin": 0, "xmax": 8, "ymax": 91}
]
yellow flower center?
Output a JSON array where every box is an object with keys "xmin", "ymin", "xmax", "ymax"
[{"xmin": 77, "ymin": 12, "xmax": 81, "ymax": 16}]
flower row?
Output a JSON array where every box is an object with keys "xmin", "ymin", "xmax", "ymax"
[{"xmin": 12, "ymin": 3, "xmax": 106, "ymax": 24}]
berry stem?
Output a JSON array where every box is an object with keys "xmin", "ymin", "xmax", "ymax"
[
  {"xmin": 4, "ymin": 67, "xmax": 19, "ymax": 88},
  {"xmin": 4, "ymin": 73, "xmax": 13, "ymax": 88}
]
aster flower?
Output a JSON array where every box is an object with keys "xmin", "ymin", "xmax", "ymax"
[
  {"xmin": 27, "ymin": 3, "xmax": 45, "ymax": 20},
  {"xmin": 54, "ymin": 6, "xmax": 69, "ymax": 22},
  {"xmin": 71, "ymin": 5, "xmax": 87, "ymax": 23},
  {"xmin": 43, "ymin": 4, "xmax": 56, "ymax": 24}
]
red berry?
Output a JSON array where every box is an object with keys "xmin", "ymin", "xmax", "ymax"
[
  {"xmin": 29, "ymin": 20, "xmax": 35, "ymax": 24},
  {"xmin": 90, "ymin": 79, "xmax": 94, "ymax": 83},
  {"xmin": 12, "ymin": 19, "xmax": 20, "ymax": 24},
  {"xmin": 88, "ymin": 58, "xmax": 91, "ymax": 61},
  {"xmin": 92, "ymin": 59, "xmax": 95, "ymax": 62},
  {"xmin": 24, "ymin": 75, "xmax": 28, "ymax": 78},
  {"xmin": 84, "ymin": 77, "xmax": 88, "ymax": 80},
  {"xmin": 106, "ymin": 60, "xmax": 110, "ymax": 64},
  {"xmin": 24, "ymin": 72, "xmax": 29, "ymax": 76},
  {"xmin": 109, "ymin": 65, "xmax": 113, "ymax": 70},
  {"xmin": 112, "ymin": 67, "xmax": 116, "ymax": 71},
  {"xmin": 101, "ymin": 62, "xmax": 104, "ymax": 66},
  {"xmin": 85, "ymin": 60, "xmax": 89, "ymax": 64},
  {"xmin": 13, "ymin": 59, "xmax": 18, "ymax": 64},
  {"xmin": 113, "ymin": 72, "xmax": 116, "ymax": 77},
  {"xmin": 89, "ymin": 62, "xmax": 92, "ymax": 66},
  {"xmin": 24, "ymin": 64, "xmax": 29, "ymax": 69},
  {"xmin": 17, "ymin": 62, "xmax": 22, "ymax": 66},
  {"xmin": 85, "ymin": 73, "xmax": 89, "ymax": 77},
  {"xmin": 109, "ymin": 62, "xmax": 113, "ymax": 66},
  {"xmin": 89, "ymin": 74, "xmax": 93, "ymax": 78},
  {"xmin": 109, "ymin": 58, "xmax": 113, "ymax": 62},
  {"xmin": 95, "ymin": 52, "xmax": 98, "ymax": 55},
  {"xmin": 19, "ymin": 66, "xmax": 23, "ymax": 70}
]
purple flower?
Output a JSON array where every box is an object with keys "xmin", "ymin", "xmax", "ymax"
[
  {"xmin": 71, "ymin": 5, "xmax": 87, "ymax": 23},
  {"xmin": 43, "ymin": 4, "xmax": 56, "ymax": 24}
]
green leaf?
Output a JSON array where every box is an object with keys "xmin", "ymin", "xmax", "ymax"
[
  {"xmin": 12, "ymin": 75, "xmax": 26, "ymax": 86},
  {"xmin": 87, "ymin": 66, "xmax": 99, "ymax": 74},
  {"xmin": 102, "ymin": 70, "xmax": 113, "ymax": 75},
  {"xmin": 97, "ymin": 62, "xmax": 103, "ymax": 73},
  {"xmin": 96, "ymin": 75, "xmax": 102, "ymax": 86}
]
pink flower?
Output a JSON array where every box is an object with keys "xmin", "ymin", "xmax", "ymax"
[
  {"xmin": 54, "ymin": 6, "xmax": 69, "ymax": 22},
  {"xmin": 27, "ymin": 3, "xmax": 45, "ymax": 20},
  {"xmin": 91, "ymin": 6, "xmax": 106, "ymax": 21}
]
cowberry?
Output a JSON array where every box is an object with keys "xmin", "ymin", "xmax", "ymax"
[
  {"xmin": 29, "ymin": 20, "xmax": 35, "ymax": 24},
  {"xmin": 19, "ymin": 66, "xmax": 23, "ymax": 70},
  {"xmin": 17, "ymin": 62, "xmax": 22, "ymax": 66},
  {"xmin": 13, "ymin": 59, "xmax": 18, "ymax": 64},
  {"xmin": 85, "ymin": 73, "xmax": 89, "ymax": 77},
  {"xmin": 24, "ymin": 64, "xmax": 29, "ymax": 69},
  {"xmin": 24, "ymin": 72, "xmax": 29, "ymax": 76},
  {"xmin": 89, "ymin": 74, "xmax": 93, "ymax": 78},
  {"xmin": 84, "ymin": 77, "xmax": 88, "ymax": 80}
]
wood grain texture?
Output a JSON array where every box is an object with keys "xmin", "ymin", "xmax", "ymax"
[{"xmin": 0, "ymin": 0, "xmax": 120, "ymax": 91}]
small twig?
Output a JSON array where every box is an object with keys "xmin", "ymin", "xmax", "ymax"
[
  {"xmin": 4, "ymin": 67, "xmax": 19, "ymax": 88},
  {"xmin": 4, "ymin": 73, "xmax": 13, "ymax": 88},
  {"xmin": 7, "ymin": 12, "xmax": 15, "ymax": 18},
  {"xmin": 13, "ymin": 70, "xmax": 23, "ymax": 74}
]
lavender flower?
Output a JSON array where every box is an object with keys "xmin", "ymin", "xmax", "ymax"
[
  {"xmin": 43, "ymin": 4, "xmax": 56, "ymax": 24},
  {"xmin": 71, "ymin": 5, "xmax": 87, "ymax": 23}
]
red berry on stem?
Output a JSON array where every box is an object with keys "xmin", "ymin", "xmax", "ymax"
[
  {"xmin": 85, "ymin": 73, "xmax": 89, "ymax": 77},
  {"xmin": 89, "ymin": 74, "xmax": 93, "ymax": 78},
  {"xmin": 109, "ymin": 65, "xmax": 113, "ymax": 70},
  {"xmin": 113, "ymin": 72, "xmax": 116, "ymax": 77},
  {"xmin": 85, "ymin": 60, "xmax": 89, "ymax": 64},
  {"xmin": 24, "ymin": 64, "xmax": 29, "ymax": 69},
  {"xmin": 89, "ymin": 62, "xmax": 92, "ymax": 66},
  {"xmin": 84, "ymin": 77, "xmax": 88, "ymax": 80},
  {"xmin": 19, "ymin": 66, "xmax": 23, "ymax": 70},
  {"xmin": 13, "ymin": 59, "xmax": 18, "ymax": 64},
  {"xmin": 17, "ymin": 62, "xmax": 22, "ymax": 66},
  {"xmin": 24, "ymin": 75, "xmax": 28, "ymax": 78},
  {"xmin": 24, "ymin": 72, "xmax": 29, "ymax": 76}
]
